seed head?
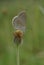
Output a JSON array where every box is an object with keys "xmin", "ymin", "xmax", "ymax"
[{"xmin": 13, "ymin": 30, "xmax": 23, "ymax": 45}]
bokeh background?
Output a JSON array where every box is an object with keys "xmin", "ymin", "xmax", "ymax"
[{"xmin": 0, "ymin": 0, "xmax": 44, "ymax": 65}]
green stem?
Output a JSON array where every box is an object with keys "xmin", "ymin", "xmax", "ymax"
[{"xmin": 17, "ymin": 45, "xmax": 20, "ymax": 65}]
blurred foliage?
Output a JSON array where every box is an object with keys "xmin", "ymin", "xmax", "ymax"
[{"xmin": 0, "ymin": 0, "xmax": 44, "ymax": 65}]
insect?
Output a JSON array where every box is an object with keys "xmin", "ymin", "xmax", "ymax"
[
  {"xmin": 12, "ymin": 11, "xmax": 26, "ymax": 44},
  {"xmin": 12, "ymin": 11, "xmax": 26, "ymax": 33}
]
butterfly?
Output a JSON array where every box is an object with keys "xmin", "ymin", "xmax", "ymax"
[{"xmin": 12, "ymin": 11, "xmax": 26, "ymax": 33}]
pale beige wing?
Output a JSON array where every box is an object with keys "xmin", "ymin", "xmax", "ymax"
[{"xmin": 12, "ymin": 11, "xmax": 26, "ymax": 32}]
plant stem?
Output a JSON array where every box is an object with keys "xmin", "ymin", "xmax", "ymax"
[{"xmin": 17, "ymin": 45, "xmax": 20, "ymax": 65}]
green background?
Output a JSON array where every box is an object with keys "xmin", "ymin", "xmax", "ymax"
[{"xmin": 0, "ymin": 0, "xmax": 44, "ymax": 65}]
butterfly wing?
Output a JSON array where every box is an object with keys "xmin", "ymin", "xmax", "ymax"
[
  {"xmin": 18, "ymin": 11, "xmax": 26, "ymax": 26},
  {"xmin": 12, "ymin": 11, "xmax": 26, "ymax": 32},
  {"xmin": 12, "ymin": 16, "xmax": 19, "ymax": 29},
  {"xmin": 18, "ymin": 11, "xmax": 26, "ymax": 32}
]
